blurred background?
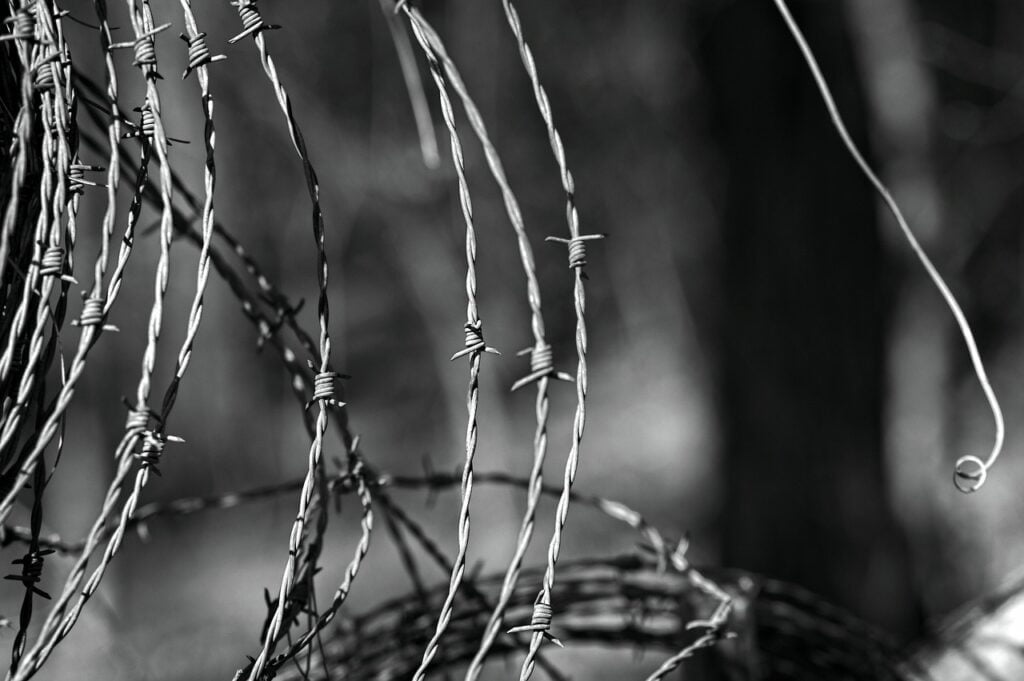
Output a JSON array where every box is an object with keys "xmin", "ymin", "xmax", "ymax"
[{"xmin": 4, "ymin": 0, "xmax": 1024, "ymax": 678}]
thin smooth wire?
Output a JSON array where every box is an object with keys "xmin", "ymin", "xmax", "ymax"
[{"xmin": 771, "ymin": 0, "xmax": 1004, "ymax": 492}]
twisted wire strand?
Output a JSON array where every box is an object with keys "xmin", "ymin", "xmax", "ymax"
[
  {"xmin": 418, "ymin": 13, "xmax": 583, "ymax": 653},
  {"xmin": 643, "ymin": 546, "xmax": 733, "ymax": 681},
  {"xmin": 156, "ymin": 0, "xmax": 220, "ymax": 429},
  {"xmin": 6, "ymin": 0, "xmax": 181, "ymax": 672},
  {"xmin": 0, "ymin": 0, "xmax": 41, "ymax": 291},
  {"xmin": 228, "ymin": 5, "xmax": 341, "ymax": 677},
  {"xmin": 4, "ymin": 7, "xmax": 79, "ymax": 662},
  {"xmin": 401, "ymin": 8, "xmax": 497, "ymax": 679},
  {"xmin": 497, "ymin": 3, "xmax": 602, "ymax": 678},
  {"xmin": 283, "ymin": 555, "xmax": 745, "ymax": 681},
  {"xmin": 259, "ymin": 459, "xmax": 374, "ymax": 680},
  {"xmin": 0, "ymin": 14, "xmax": 79, "ymax": 462},
  {"xmin": 0, "ymin": 37, "xmax": 58, "ymax": 396},
  {"xmin": 0, "ymin": 140, "xmax": 146, "ymax": 662},
  {"xmin": 375, "ymin": 496, "xmax": 569, "ymax": 681},
  {"xmin": 0, "ymin": 6, "xmax": 76, "ymax": 478},
  {"xmin": 771, "ymin": 0, "xmax": 1004, "ymax": 494}
]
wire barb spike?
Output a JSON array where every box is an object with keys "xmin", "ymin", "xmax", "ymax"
[
  {"xmin": 510, "ymin": 342, "xmax": 574, "ymax": 392},
  {"xmin": 180, "ymin": 32, "xmax": 226, "ymax": 80},
  {"xmin": 507, "ymin": 598, "xmax": 563, "ymax": 647},
  {"xmin": 228, "ymin": 1, "xmax": 281, "ymax": 44},
  {"xmin": 450, "ymin": 320, "xmax": 500, "ymax": 361}
]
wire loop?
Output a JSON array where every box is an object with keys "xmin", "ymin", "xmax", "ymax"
[{"xmin": 954, "ymin": 455, "xmax": 988, "ymax": 494}]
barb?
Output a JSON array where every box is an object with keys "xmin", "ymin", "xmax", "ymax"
[{"xmin": 771, "ymin": 0, "xmax": 1005, "ymax": 494}]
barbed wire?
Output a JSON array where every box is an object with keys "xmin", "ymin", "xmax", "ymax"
[{"xmin": 0, "ymin": 2, "xmax": 748, "ymax": 679}]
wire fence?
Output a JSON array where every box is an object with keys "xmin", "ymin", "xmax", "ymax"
[{"xmin": 0, "ymin": 1, "xmax": 983, "ymax": 679}]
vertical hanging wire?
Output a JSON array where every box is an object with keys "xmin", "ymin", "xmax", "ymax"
[
  {"xmin": 495, "ymin": 2, "xmax": 604, "ymax": 678},
  {"xmin": 770, "ymin": 0, "xmax": 1004, "ymax": 494},
  {"xmin": 5, "ymin": 0, "xmax": 187, "ymax": 673},
  {"xmin": 223, "ymin": 3, "xmax": 355, "ymax": 679},
  {"xmin": 398, "ymin": 5, "xmax": 500, "ymax": 680},
  {"xmin": 389, "ymin": 11, "xmax": 574, "ymax": 680}
]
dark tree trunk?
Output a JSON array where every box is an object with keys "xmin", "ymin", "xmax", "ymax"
[{"xmin": 694, "ymin": 0, "xmax": 920, "ymax": 639}]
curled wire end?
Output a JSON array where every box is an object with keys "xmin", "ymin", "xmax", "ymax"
[
  {"xmin": 510, "ymin": 342, "xmax": 574, "ymax": 392},
  {"xmin": 507, "ymin": 600, "xmax": 563, "ymax": 647},
  {"xmin": 954, "ymin": 455, "xmax": 988, "ymax": 494},
  {"xmin": 450, "ymin": 321, "xmax": 500, "ymax": 361}
]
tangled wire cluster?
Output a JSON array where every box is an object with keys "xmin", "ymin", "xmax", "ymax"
[{"xmin": 0, "ymin": 0, "xmax": 983, "ymax": 679}]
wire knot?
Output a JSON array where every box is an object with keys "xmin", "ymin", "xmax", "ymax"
[
  {"xmin": 954, "ymin": 455, "xmax": 988, "ymax": 494},
  {"xmin": 123, "ymin": 103, "xmax": 156, "ymax": 142},
  {"xmin": 305, "ymin": 368, "xmax": 348, "ymax": 410},
  {"xmin": 135, "ymin": 431, "xmax": 184, "ymax": 477},
  {"xmin": 180, "ymin": 31, "xmax": 226, "ymax": 80},
  {"xmin": 507, "ymin": 599, "xmax": 563, "ymax": 647},
  {"xmin": 33, "ymin": 59, "xmax": 55, "ymax": 92},
  {"xmin": 37, "ymin": 244, "xmax": 76, "ymax": 283},
  {"xmin": 4, "ymin": 548, "xmax": 54, "ymax": 599},
  {"xmin": 546, "ymin": 234, "xmax": 605, "ymax": 272},
  {"xmin": 68, "ymin": 163, "xmax": 104, "ymax": 195},
  {"xmin": 0, "ymin": 6, "xmax": 37, "ymax": 44},
  {"xmin": 510, "ymin": 342, "xmax": 574, "ymax": 392},
  {"xmin": 450, "ymin": 320, "xmax": 500, "ymax": 361},
  {"xmin": 110, "ymin": 23, "xmax": 171, "ymax": 79},
  {"xmin": 228, "ymin": 1, "xmax": 281, "ymax": 44},
  {"xmin": 125, "ymin": 404, "xmax": 159, "ymax": 434}
]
